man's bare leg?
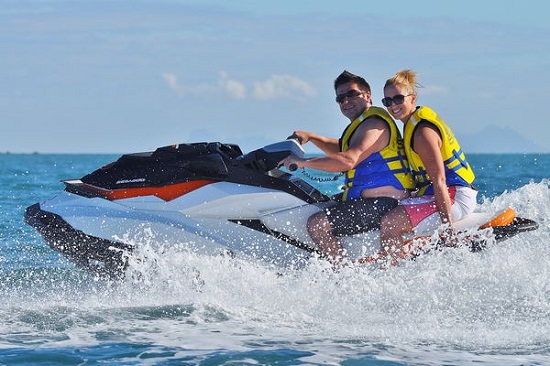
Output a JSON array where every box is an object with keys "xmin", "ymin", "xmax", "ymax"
[{"xmin": 307, "ymin": 211, "xmax": 346, "ymax": 264}]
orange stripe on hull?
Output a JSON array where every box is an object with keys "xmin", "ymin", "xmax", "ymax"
[{"xmin": 83, "ymin": 180, "xmax": 216, "ymax": 201}]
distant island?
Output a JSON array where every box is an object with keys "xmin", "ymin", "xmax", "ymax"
[{"xmin": 458, "ymin": 125, "xmax": 545, "ymax": 154}]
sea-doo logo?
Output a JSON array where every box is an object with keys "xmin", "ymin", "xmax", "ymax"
[{"xmin": 116, "ymin": 178, "xmax": 146, "ymax": 185}]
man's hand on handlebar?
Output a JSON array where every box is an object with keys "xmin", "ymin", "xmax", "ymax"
[{"xmin": 286, "ymin": 131, "xmax": 310, "ymax": 145}]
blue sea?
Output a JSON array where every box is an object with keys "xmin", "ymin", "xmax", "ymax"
[{"xmin": 1, "ymin": 152, "xmax": 549, "ymax": 365}]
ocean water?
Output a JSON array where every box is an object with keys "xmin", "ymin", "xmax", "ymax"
[{"xmin": 1, "ymin": 152, "xmax": 549, "ymax": 365}]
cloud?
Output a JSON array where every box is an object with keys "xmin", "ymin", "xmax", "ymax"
[
  {"xmin": 162, "ymin": 71, "xmax": 244, "ymax": 98},
  {"xmin": 162, "ymin": 72, "xmax": 184, "ymax": 96},
  {"xmin": 420, "ymin": 84, "xmax": 450, "ymax": 96},
  {"xmin": 219, "ymin": 71, "xmax": 246, "ymax": 99},
  {"xmin": 476, "ymin": 91, "xmax": 494, "ymax": 99},
  {"xmin": 252, "ymin": 75, "xmax": 317, "ymax": 101},
  {"xmin": 162, "ymin": 72, "xmax": 217, "ymax": 96},
  {"xmin": 162, "ymin": 72, "xmax": 317, "ymax": 101}
]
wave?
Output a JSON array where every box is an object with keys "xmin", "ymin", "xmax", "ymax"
[{"xmin": 1, "ymin": 180, "xmax": 548, "ymax": 363}]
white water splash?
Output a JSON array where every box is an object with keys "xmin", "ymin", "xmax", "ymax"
[{"xmin": 1, "ymin": 181, "xmax": 548, "ymax": 364}]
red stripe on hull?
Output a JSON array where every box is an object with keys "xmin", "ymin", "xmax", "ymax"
[{"xmin": 82, "ymin": 180, "xmax": 216, "ymax": 201}]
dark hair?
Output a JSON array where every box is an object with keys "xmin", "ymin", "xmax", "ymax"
[{"xmin": 334, "ymin": 70, "xmax": 371, "ymax": 93}]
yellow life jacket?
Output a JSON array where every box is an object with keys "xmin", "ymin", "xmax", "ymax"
[
  {"xmin": 403, "ymin": 106, "xmax": 475, "ymax": 196},
  {"xmin": 340, "ymin": 106, "xmax": 415, "ymax": 201}
]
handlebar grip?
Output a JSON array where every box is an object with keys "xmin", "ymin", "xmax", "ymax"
[
  {"xmin": 286, "ymin": 134, "xmax": 303, "ymax": 144},
  {"xmin": 289, "ymin": 163, "xmax": 298, "ymax": 171}
]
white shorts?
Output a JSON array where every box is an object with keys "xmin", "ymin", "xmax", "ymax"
[{"xmin": 400, "ymin": 186, "xmax": 478, "ymax": 234}]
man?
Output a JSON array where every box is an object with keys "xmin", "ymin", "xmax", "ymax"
[{"xmin": 279, "ymin": 70, "xmax": 414, "ymax": 264}]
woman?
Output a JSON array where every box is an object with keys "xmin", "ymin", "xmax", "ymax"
[{"xmin": 378, "ymin": 69, "xmax": 478, "ymax": 262}]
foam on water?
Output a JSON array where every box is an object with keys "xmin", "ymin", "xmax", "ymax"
[{"xmin": 1, "ymin": 180, "xmax": 549, "ymax": 364}]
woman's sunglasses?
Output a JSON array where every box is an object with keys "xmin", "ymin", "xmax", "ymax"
[{"xmin": 381, "ymin": 94, "xmax": 412, "ymax": 107}]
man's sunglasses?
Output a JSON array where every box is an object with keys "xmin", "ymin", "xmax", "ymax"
[
  {"xmin": 381, "ymin": 94, "xmax": 412, "ymax": 107},
  {"xmin": 335, "ymin": 90, "xmax": 363, "ymax": 104}
]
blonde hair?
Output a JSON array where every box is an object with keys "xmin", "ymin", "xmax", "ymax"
[{"xmin": 384, "ymin": 69, "xmax": 423, "ymax": 95}]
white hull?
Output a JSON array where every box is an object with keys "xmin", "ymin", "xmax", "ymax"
[{"xmin": 36, "ymin": 183, "xmax": 501, "ymax": 270}]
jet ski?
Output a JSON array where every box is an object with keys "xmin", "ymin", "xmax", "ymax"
[{"xmin": 24, "ymin": 139, "xmax": 539, "ymax": 276}]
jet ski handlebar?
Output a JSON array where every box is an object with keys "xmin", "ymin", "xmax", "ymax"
[{"xmin": 235, "ymin": 139, "xmax": 305, "ymax": 172}]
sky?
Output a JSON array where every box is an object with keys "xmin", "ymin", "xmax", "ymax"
[{"xmin": 2, "ymin": 0, "xmax": 550, "ymax": 154}]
